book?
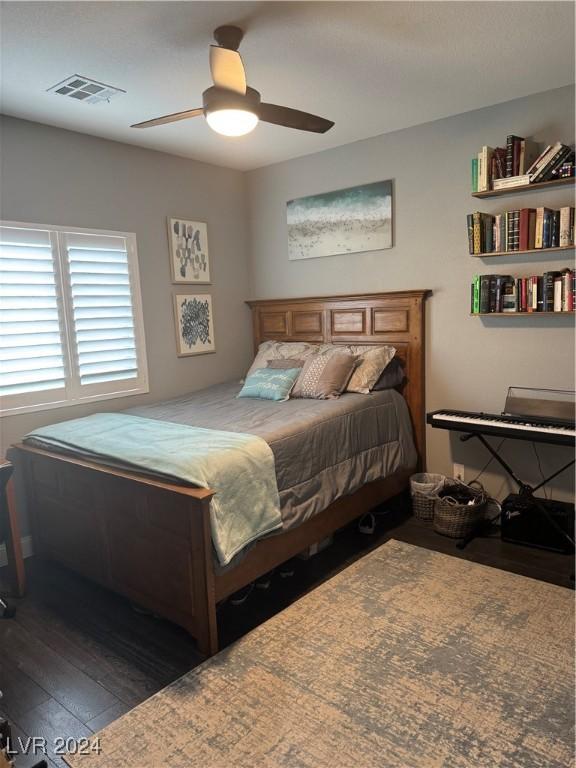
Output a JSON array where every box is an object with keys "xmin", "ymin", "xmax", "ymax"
[
  {"xmin": 529, "ymin": 141, "xmax": 563, "ymax": 180},
  {"xmin": 521, "ymin": 277, "xmax": 528, "ymax": 312},
  {"xmin": 534, "ymin": 207, "xmax": 552, "ymax": 248},
  {"xmin": 493, "ymin": 147, "xmax": 507, "ymax": 180},
  {"xmin": 484, "ymin": 147, "xmax": 507, "ymax": 185},
  {"xmin": 526, "ymin": 277, "xmax": 534, "ymax": 312},
  {"xmin": 472, "ymin": 275, "xmax": 480, "ymax": 314},
  {"xmin": 531, "ymin": 143, "xmax": 571, "ymax": 183},
  {"xmin": 505, "ymin": 210, "xmax": 520, "ymax": 251},
  {"xmin": 501, "ymin": 279, "xmax": 517, "ymax": 312},
  {"xmin": 494, "ymin": 214, "xmax": 502, "ymax": 251},
  {"xmin": 536, "ymin": 276, "xmax": 544, "ymax": 311},
  {"xmin": 559, "ymin": 207, "xmax": 571, "ymax": 247},
  {"xmin": 495, "ymin": 275, "xmax": 513, "ymax": 312},
  {"xmin": 472, "ymin": 212, "xmax": 482, "ymax": 254},
  {"xmin": 471, "ymin": 158, "xmax": 478, "ymax": 193},
  {"xmin": 482, "ymin": 213, "xmax": 494, "ymax": 253},
  {"xmin": 543, "ymin": 271, "xmax": 561, "ymax": 311},
  {"xmin": 479, "ymin": 275, "xmax": 491, "ymax": 313},
  {"xmin": 550, "ymin": 210, "xmax": 560, "ymax": 248},
  {"xmin": 562, "ymin": 269, "xmax": 572, "ymax": 311},
  {"xmin": 506, "ymin": 135, "xmax": 523, "ymax": 177},
  {"xmin": 525, "ymin": 144, "xmax": 552, "ymax": 175},
  {"xmin": 528, "ymin": 276, "xmax": 541, "ymax": 312},
  {"xmin": 518, "ymin": 208, "xmax": 536, "ymax": 251},
  {"xmin": 539, "ymin": 145, "xmax": 573, "ymax": 182},
  {"xmin": 542, "ymin": 210, "xmax": 553, "ymax": 248},
  {"xmin": 478, "ymin": 146, "xmax": 494, "ymax": 192},
  {"xmin": 467, "ymin": 214, "xmax": 474, "ymax": 254},
  {"xmin": 512, "ymin": 139, "xmax": 521, "ymax": 176},
  {"xmin": 489, "ymin": 275, "xmax": 498, "ymax": 312},
  {"xmin": 553, "ymin": 274, "xmax": 563, "ymax": 311},
  {"xmin": 512, "ymin": 210, "xmax": 520, "ymax": 251},
  {"xmin": 500, "ymin": 214, "xmax": 507, "ymax": 252},
  {"xmin": 492, "ymin": 174, "xmax": 530, "ymax": 190},
  {"xmin": 530, "ymin": 276, "xmax": 541, "ymax": 312}
]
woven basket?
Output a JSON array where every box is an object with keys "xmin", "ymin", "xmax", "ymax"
[
  {"xmin": 433, "ymin": 480, "xmax": 487, "ymax": 538},
  {"xmin": 410, "ymin": 473, "xmax": 446, "ymax": 521}
]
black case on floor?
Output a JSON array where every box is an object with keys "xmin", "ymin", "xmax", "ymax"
[{"xmin": 501, "ymin": 494, "xmax": 575, "ymax": 553}]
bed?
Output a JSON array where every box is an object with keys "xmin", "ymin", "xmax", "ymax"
[{"xmin": 8, "ymin": 290, "xmax": 429, "ymax": 656}]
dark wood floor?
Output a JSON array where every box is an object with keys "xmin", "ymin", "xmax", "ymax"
[{"xmin": 1, "ymin": 500, "xmax": 573, "ymax": 768}]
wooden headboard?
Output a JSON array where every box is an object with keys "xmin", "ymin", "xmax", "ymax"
[{"xmin": 246, "ymin": 290, "xmax": 430, "ymax": 467}]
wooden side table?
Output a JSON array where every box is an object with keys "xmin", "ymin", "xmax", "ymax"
[{"xmin": 0, "ymin": 461, "xmax": 25, "ymax": 599}]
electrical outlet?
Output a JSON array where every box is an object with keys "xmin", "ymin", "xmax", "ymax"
[{"xmin": 453, "ymin": 463, "xmax": 465, "ymax": 482}]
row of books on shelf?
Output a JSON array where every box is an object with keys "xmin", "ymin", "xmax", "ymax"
[
  {"xmin": 471, "ymin": 135, "xmax": 575, "ymax": 192},
  {"xmin": 471, "ymin": 270, "xmax": 575, "ymax": 314},
  {"xmin": 466, "ymin": 206, "xmax": 575, "ymax": 254}
]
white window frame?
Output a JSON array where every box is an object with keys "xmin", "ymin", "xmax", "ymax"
[{"xmin": 0, "ymin": 220, "xmax": 149, "ymax": 417}]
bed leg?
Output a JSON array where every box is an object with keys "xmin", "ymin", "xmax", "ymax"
[
  {"xmin": 190, "ymin": 496, "xmax": 219, "ymax": 658},
  {"xmin": 196, "ymin": 612, "xmax": 219, "ymax": 658}
]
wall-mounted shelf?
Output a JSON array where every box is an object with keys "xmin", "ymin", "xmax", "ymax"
[
  {"xmin": 471, "ymin": 311, "xmax": 575, "ymax": 317},
  {"xmin": 472, "ymin": 177, "xmax": 575, "ymax": 199},
  {"xmin": 472, "ymin": 244, "xmax": 575, "ymax": 258}
]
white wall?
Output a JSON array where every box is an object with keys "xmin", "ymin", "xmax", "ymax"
[
  {"xmin": 0, "ymin": 116, "xmax": 253, "ymax": 528},
  {"xmin": 246, "ymin": 86, "xmax": 575, "ymax": 502}
]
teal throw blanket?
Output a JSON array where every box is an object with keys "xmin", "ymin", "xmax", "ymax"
[{"xmin": 26, "ymin": 413, "xmax": 282, "ymax": 566}]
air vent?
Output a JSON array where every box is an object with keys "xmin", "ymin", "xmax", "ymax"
[{"xmin": 47, "ymin": 75, "xmax": 125, "ymax": 104}]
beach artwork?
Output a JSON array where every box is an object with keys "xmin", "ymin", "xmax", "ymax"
[{"xmin": 287, "ymin": 181, "xmax": 392, "ymax": 260}]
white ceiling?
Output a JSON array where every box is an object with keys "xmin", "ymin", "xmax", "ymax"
[{"xmin": 1, "ymin": 1, "xmax": 574, "ymax": 171}]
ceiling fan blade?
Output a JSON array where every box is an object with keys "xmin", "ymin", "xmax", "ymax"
[
  {"xmin": 131, "ymin": 108, "xmax": 203, "ymax": 129},
  {"xmin": 209, "ymin": 45, "xmax": 246, "ymax": 95},
  {"xmin": 258, "ymin": 103, "xmax": 334, "ymax": 133}
]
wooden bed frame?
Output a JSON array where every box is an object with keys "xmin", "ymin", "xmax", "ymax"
[{"xmin": 8, "ymin": 290, "xmax": 429, "ymax": 656}]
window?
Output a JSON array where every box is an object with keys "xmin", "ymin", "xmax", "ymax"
[{"xmin": 0, "ymin": 222, "xmax": 148, "ymax": 416}]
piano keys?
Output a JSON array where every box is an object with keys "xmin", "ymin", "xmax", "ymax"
[{"xmin": 427, "ymin": 409, "xmax": 575, "ymax": 446}]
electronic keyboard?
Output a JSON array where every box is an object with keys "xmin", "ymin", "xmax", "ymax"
[{"xmin": 427, "ymin": 409, "xmax": 576, "ymax": 446}]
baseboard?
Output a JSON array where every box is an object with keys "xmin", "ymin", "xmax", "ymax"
[{"xmin": 0, "ymin": 535, "xmax": 34, "ymax": 568}]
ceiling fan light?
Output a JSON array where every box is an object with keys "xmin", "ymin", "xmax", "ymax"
[{"xmin": 206, "ymin": 108, "xmax": 258, "ymax": 137}]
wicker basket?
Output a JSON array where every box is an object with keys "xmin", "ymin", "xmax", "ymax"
[
  {"xmin": 410, "ymin": 473, "xmax": 446, "ymax": 521},
  {"xmin": 433, "ymin": 480, "xmax": 487, "ymax": 538}
]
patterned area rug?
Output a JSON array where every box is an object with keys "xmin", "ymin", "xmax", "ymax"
[{"xmin": 66, "ymin": 540, "xmax": 575, "ymax": 768}]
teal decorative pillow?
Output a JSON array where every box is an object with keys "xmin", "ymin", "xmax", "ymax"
[{"xmin": 237, "ymin": 367, "xmax": 301, "ymax": 402}]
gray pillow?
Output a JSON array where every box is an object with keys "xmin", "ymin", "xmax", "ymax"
[
  {"xmin": 267, "ymin": 358, "xmax": 305, "ymax": 369},
  {"xmin": 372, "ymin": 357, "xmax": 406, "ymax": 390},
  {"xmin": 292, "ymin": 351, "xmax": 357, "ymax": 400}
]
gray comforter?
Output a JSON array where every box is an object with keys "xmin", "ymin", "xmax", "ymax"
[{"xmin": 127, "ymin": 381, "xmax": 416, "ymax": 532}]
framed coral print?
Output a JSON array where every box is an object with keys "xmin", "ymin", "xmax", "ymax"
[
  {"xmin": 168, "ymin": 218, "xmax": 211, "ymax": 284},
  {"xmin": 173, "ymin": 294, "xmax": 215, "ymax": 357}
]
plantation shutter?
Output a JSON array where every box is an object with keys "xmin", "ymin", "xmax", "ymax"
[
  {"xmin": 62, "ymin": 232, "xmax": 141, "ymax": 390},
  {"xmin": 0, "ymin": 222, "xmax": 147, "ymax": 416},
  {"xmin": 0, "ymin": 225, "xmax": 67, "ymax": 402}
]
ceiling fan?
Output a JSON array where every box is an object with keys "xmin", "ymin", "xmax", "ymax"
[{"xmin": 131, "ymin": 25, "xmax": 334, "ymax": 137}]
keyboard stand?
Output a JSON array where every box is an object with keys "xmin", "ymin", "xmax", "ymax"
[{"xmin": 458, "ymin": 432, "xmax": 575, "ymax": 552}]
